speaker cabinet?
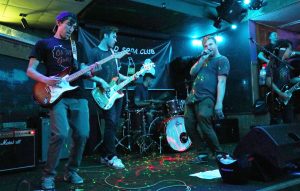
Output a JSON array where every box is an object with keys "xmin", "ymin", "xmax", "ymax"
[
  {"xmin": 39, "ymin": 118, "xmax": 72, "ymax": 163},
  {"xmin": 214, "ymin": 118, "xmax": 239, "ymax": 144},
  {"xmin": 234, "ymin": 123, "xmax": 300, "ymax": 169},
  {"xmin": 28, "ymin": 117, "xmax": 71, "ymax": 163},
  {"xmin": 0, "ymin": 129, "xmax": 36, "ymax": 172}
]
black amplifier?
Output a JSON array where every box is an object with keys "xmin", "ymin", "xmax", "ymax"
[{"xmin": 0, "ymin": 129, "xmax": 36, "ymax": 172}]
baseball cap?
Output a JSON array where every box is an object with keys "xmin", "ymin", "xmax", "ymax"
[{"xmin": 53, "ymin": 11, "xmax": 77, "ymax": 33}]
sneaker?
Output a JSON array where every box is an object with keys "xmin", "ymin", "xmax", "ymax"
[
  {"xmin": 41, "ymin": 176, "xmax": 55, "ymax": 190},
  {"xmin": 100, "ymin": 156, "xmax": 109, "ymax": 164},
  {"xmin": 101, "ymin": 156, "xmax": 125, "ymax": 169},
  {"xmin": 63, "ymin": 171, "xmax": 84, "ymax": 184},
  {"xmin": 189, "ymin": 154, "xmax": 209, "ymax": 164}
]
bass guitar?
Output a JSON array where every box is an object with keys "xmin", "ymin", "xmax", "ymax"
[
  {"xmin": 266, "ymin": 82, "xmax": 300, "ymax": 112},
  {"xmin": 92, "ymin": 59, "xmax": 155, "ymax": 110},
  {"xmin": 33, "ymin": 50, "xmax": 128, "ymax": 107}
]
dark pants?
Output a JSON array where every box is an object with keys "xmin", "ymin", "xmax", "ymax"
[
  {"xmin": 270, "ymin": 100, "xmax": 295, "ymax": 125},
  {"xmin": 184, "ymin": 98, "xmax": 221, "ymax": 154},
  {"xmin": 101, "ymin": 98, "xmax": 123, "ymax": 159}
]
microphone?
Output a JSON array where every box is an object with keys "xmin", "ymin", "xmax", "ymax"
[
  {"xmin": 249, "ymin": 37, "xmax": 254, "ymax": 43},
  {"xmin": 199, "ymin": 49, "xmax": 212, "ymax": 57}
]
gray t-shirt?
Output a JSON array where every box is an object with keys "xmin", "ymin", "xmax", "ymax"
[{"xmin": 187, "ymin": 55, "xmax": 230, "ymax": 104}]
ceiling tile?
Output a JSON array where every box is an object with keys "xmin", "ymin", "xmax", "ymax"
[
  {"xmin": 4, "ymin": 5, "xmax": 41, "ymax": 20},
  {"xmin": 0, "ymin": 0, "xmax": 8, "ymax": 5},
  {"xmin": 8, "ymin": 0, "xmax": 51, "ymax": 10},
  {"xmin": 0, "ymin": 3, "xmax": 5, "ymax": 16},
  {"xmin": 48, "ymin": 0, "xmax": 91, "ymax": 14}
]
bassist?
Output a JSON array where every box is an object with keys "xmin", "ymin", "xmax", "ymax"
[
  {"xmin": 266, "ymin": 39, "xmax": 299, "ymax": 124},
  {"xmin": 89, "ymin": 26, "xmax": 128, "ymax": 169}
]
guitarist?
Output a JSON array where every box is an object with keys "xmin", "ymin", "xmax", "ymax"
[
  {"xmin": 89, "ymin": 26, "xmax": 129, "ymax": 169},
  {"xmin": 266, "ymin": 39, "xmax": 299, "ymax": 124},
  {"xmin": 26, "ymin": 11, "xmax": 90, "ymax": 190},
  {"xmin": 258, "ymin": 32, "xmax": 278, "ymax": 66}
]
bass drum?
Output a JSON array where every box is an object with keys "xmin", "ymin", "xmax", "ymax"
[{"xmin": 148, "ymin": 115, "xmax": 191, "ymax": 152}]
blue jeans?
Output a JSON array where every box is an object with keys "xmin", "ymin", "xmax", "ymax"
[
  {"xmin": 43, "ymin": 98, "xmax": 90, "ymax": 177},
  {"xmin": 101, "ymin": 98, "xmax": 123, "ymax": 159}
]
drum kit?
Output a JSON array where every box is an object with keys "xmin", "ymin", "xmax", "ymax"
[{"xmin": 118, "ymin": 97, "xmax": 191, "ymax": 154}]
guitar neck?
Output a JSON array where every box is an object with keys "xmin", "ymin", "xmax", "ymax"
[
  {"xmin": 115, "ymin": 70, "xmax": 145, "ymax": 91},
  {"xmin": 288, "ymin": 82, "xmax": 300, "ymax": 93},
  {"xmin": 66, "ymin": 54, "xmax": 115, "ymax": 82}
]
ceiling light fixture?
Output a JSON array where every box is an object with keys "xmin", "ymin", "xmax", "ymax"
[
  {"xmin": 213, "ymin": 17, "xmax": 222, "ymax": 29},
  {"xmin": 20, "ymin": 13, "xmax": 29, "ymax": 29},
  {"xmin": 249, "ymin": 0, "xmax": 267, "ymax": 10}
]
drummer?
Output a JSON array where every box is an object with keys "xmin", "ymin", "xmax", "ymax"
[{"xmin": 134, "ymin": 70, "xmax": 159, "ymax": 133}]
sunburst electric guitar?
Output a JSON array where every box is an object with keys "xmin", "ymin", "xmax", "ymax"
[
  {"xmin": 33, "ymin": 50, "xmax": 128, "ymax": 107},
  {"xmin": 92, "ymin": 59, "xmax": 155, "ymax": 110}
]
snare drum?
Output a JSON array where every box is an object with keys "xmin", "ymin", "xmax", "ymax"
[{"xmin": 148, "ymin": 115, "xmax": 191, "ymax": 152}]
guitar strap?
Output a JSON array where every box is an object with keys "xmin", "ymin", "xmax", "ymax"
[
  {"xmin": 110, "ymin": 48, "xmax": 120, "ymax": 74},
  {"xmin": 71, "ymin": 39, "xmax": 79, "ymax": 70}
]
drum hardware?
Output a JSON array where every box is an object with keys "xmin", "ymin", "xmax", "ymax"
[{"xmin": 115, "ymin": 87, "xmax": 132, "ymax": 151}]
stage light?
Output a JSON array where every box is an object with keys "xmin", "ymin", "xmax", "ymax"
[
  {"xmin": 215, "ymin": 1, "xmax": 248, "ymax": 25},
  {"xmin": 213, "ymin": 17, "xmax": 222, "ymax": 29},
  {"xmin": 20, "ymin": 13, "xmax": 29, "ymax": 29},
  {"xmin": 243, "ymin": 0, "xmax": 251, "ymax": 5},
  {"xmin": 231, "ymin": 24, "xmax": 237, "ymax": 29},
  {"xmin": 215, "ymin": 35, "xmax": 223, "ymax": 43},
  {"xmin": 249, "ymin": 0, "xmax": 266, "ymax": 10},
  {"xmin": 192, "ymin": 39, "xmax": 202, "ymax": 47}
]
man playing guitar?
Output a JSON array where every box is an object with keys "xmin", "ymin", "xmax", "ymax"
[
  {"xmin": 27, "ymin": 11, "xmax": 90, "ymax": 190},
  {"xmin": 266, "ymin": 39, "xmax": 300, "ymax": 124}
]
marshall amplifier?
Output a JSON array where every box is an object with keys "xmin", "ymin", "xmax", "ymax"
[{"xmin": 0, "ymin": 129, "xmax": 36, "ymax": 172}]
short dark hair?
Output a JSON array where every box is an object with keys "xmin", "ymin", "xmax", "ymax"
[
  {"xmin": 99, "ymin": 26, "xmax": 119, "ymax": 40},
  {"xmin": 202, "ymin": 36, "xmax": 216, "ymax": 46},
  {"xmin": 268, "ymin": 31, "xmax": 277, "ymax": 38},
  {"xmin": 274, "ymin": 39, "xmax": 293, "ymax": 56}
]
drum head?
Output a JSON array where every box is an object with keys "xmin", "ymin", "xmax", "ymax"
[{"xmin": 165, "ymin": 116, "xmax": 191, "ymax": 152}]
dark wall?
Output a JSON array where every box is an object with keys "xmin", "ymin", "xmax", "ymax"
[
  {"xmin": 0, "ymin": 54, "xmax": 41, "ymax": 122},
  {"xmin": 170, "ymin": 21, "xmax": 253, "ymax": 114}
]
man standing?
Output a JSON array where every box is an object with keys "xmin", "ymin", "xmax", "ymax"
[
  {"xmin": 89, "ymin": 26, "xmax": 128, "ymax": 169},
  {"xmin": 266, "ymin": 39, "xmax": 299, "ymax": 124},
  {"xmin": 184, "ymin": 36, "xmax": 230, "ymax": 162},
  {"xmin": 258, "ymin": 32, "xmax": 278, "ymax": 65},
  {"xmin": 27, "ymin": 11, "xmax": 90, "ymax": 189}
]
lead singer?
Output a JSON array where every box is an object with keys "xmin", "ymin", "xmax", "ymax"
[{"xmin": 184, "ymin": 36, "xmax": 230, "ymax": 163}]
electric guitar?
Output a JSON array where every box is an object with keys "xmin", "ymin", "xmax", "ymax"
[
  {"xmin": 266, "ymin": 82, "xmax": 300, "ymax": 112},
  {"xmin": 92, "ymin": 59, "xmax": 155, "ymax": 110},
  {"xmin": 33, "ymin": 50, "xmax": 128, "ymax": 107}
]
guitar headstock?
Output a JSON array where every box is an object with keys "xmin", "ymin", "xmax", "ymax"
[{"xmin": 113, "ymin": 50, "xmax": 130, "ymax": 59}]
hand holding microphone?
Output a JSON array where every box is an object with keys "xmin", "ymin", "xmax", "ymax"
[{"xmin": 199, "ymin": 49, "xmax": 212, "ymax": 60}]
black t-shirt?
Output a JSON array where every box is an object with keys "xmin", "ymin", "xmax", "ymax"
[
  {"xmin": 134, "ymin": 83, "xmax": 149, "ymax": 103},
  {"xmin": 266, "ymin": 61, "xmax": 291, "ymax": 89},
  {"xmin": 262, "ymin": 43, "xmax": 276, "ymax": 60},
  {"xmin": 29, "ymin": 37, "xmax": 88, "ymax": 99},
  {"xmin": 187, "ymin": 55, "xmax": 230, "ymax": 103},
  {"xmin": 89, "ymin": 47, "xmax": 120, "ymax": 84}
]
